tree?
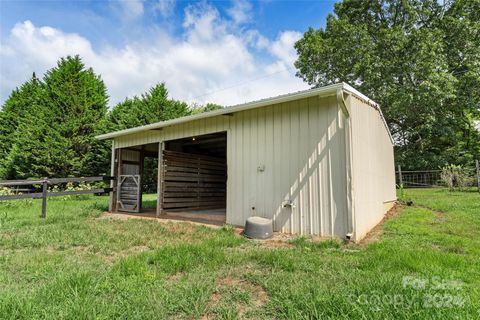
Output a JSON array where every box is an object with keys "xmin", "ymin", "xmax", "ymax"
[
  {"xmin": 42, "ymin": 55, "xmax": 110, "ymax": 176},
  {"xmin": 2, "ymin": 110, "xmax": 74, "ymax": 178},
  {"xmin": 191, "ymin": 102, "xmax": 224, "ymax": 114},
  {"xmin": 294, "ymin": 0, "xmax": 480, "ymax": 169},
  {"xmin": 109, "ymin": 83, "xmax": 191, "ymax": 130},
  {"xmin": 1, "ymin": 56, "xmax": 223, "ymax": 179},
  {"xmin": 0, "ymin": 56, "xmax": 110, "ymax": 178},
  {"xmin": 0, "ymin": 76, "xmax": 44, "ymax": 177}
]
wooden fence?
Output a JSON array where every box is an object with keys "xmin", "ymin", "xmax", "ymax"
[{"xmin": 0, "ymin": 176, "xmax": 114, "ymax": 218}]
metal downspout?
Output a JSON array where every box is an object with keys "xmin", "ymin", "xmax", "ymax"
[{"xmin": 336, "ymin": 88, "xmax": 356, "ymax": 240}]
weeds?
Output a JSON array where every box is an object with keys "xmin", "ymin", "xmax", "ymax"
[{"xmin": 440, "ymin": 164, "xmax": 476, "ymax": 191}]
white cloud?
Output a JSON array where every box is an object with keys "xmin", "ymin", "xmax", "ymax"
[
  {"xmin": 269, "ymin": 31, "xmax": 302, "ymax": 66},
  {"xmin": 112, "ymin": 0, "xmax": 144, "ymax": 20},
  {"xmin": 0, "ymin": 4, "xmax": 308, "ymax": 107},
  {"xmin": 227, "ymin": 0, "xmax": 253, "ymax": 25},
  {"xmin": 154, "ymin": 0, "xmax": 176, "ymax": 18},
  {"xmin": 244, "ymin": 29, "xmax": 269, "ymax": 50},
  {"xmin": 183, "ymin": 2, "xmax": 225, "ymax": 43}
]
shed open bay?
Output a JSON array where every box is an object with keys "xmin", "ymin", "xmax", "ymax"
[{"xmin": 97, "ymin": 83, "xmax": 396, "ymax": 241}]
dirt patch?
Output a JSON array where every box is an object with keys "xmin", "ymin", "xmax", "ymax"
[
  {"xmin": 164, "ymin": 221, "xmax": 200, "ymax": 237},
  {"xmin": 235, "ymin": 230, "xmax": 295, "ymax": 249},
  {"xmin": 167, "ymin": 272, "xmax": 184, "ymax": 282},
  {"xmin": 250, "ymin": 282, "xmax": 268, "ymax": 309},
  {"xmin": 99, "ymin": 212, "xmax": 223, "ymax": 244},
  {"xmin": 358, "ymin": 203, "xmax": 401, "ymax": 246},
  {"xmin": 99, "ymin": 212, "xmax": 225, "ymax": 229},
  {"xmin": 259, "ymin": 234, "xmax": 295, "ymax": 249},
  {"xmin": 100, "ymin": 213, "xmax": 297, "ymax": 250},
  {"xmin": 202, "ymin": 276, "xmax": 268, "ymax": 319},
  {"xmin": 95, "ymin": 244, "xmax": 151, "ymax": 265}
]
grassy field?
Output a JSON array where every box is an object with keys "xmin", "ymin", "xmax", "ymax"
[{"xmin": 0, "ymin": 189, "xmax": 479, "ymax": 319}]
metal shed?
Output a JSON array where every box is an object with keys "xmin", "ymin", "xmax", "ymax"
[{"xmin": 97, "ymin": 83, "xmax": 396, "ymax": 241}]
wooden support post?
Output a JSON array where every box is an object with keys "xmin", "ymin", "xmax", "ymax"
[
  {"xmin": 476, "ymin": 160, "xmax": 480, "ymax": 193},
  {"xmin": 41, "ymin": 178, "xmax": 48, "ymax": 218},
  {"xmin": 110, "ymin": 148, "xmax": 120, "ymax": 212},
  {"xmin": 139, "ymin": 146, "xmax": 145, "ymax": 212},
  {"xmin": 398, "ymin": 165, "xmax": 403, "ymax": 187},
  {"xmin": 156, "ymin": 142, "xmax": 164, "ymax": 217},
  {"xmin": 109, "ymin": 141, "xmax": 116, "ymax": 212},
  {"xmin": 115, "ymin": 148, "xmax": 122, "ymax": 212}
]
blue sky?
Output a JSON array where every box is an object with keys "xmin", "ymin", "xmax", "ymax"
[{"xmin": 1, "ymin": 0, "xmax": 336, "ymax": 106}]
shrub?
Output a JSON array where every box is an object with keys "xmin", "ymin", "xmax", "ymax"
[
  {"xmin": 440, "ymin": 164, "xmax": 473, "ymax": 191},
  {"xmin": 0, "ymin": 187, "xmax": 14, "ymax": 196}
]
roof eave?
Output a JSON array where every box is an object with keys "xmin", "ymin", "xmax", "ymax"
[
  {"xmin": 95, "ymin": 82, "xmax": 393, "ymax": 143},
  {"xmin": 95, "ymin": 83, "xmax": 344, "ymax": 140}
]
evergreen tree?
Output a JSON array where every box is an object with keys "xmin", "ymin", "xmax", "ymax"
[
  {"xmin": 0, "ymin": 55, "xmax": 110, "ymax": 178},
  {"xmin": 109, "ymin": 83, "xmax": 190, "ymax": 130},
  {"xmin": 1, "ymin": 56, "xmax": 222, "ymax": 179},
  {"xmin": 3, "ymin": 109, "xmax": 73, "ymax": 178},
  {"xmin": 0, "ymin": 76, "xmax": 43, "ymax": 177},
  {"xmin": 42, "ymin": 55, "xmax": 110, "ymax": 176}
]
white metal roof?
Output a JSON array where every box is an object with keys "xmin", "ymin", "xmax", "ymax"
[{"xmin": 96, "ymin": 82, "xmax": 390, "ymax": 140}]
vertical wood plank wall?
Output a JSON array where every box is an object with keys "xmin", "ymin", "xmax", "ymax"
[{"xmin": 114, "ymin": 95, "xmax": 350, "ymax": 237}]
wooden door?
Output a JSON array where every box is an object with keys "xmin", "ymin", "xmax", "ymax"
[{"xmin": 116, "ymin": 148, "xmax": 143, "ymax": 213}]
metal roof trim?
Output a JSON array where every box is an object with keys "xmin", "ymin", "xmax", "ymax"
[
  {"xmin": 342, "ymin": 83, "xmax": 394, "ymax": 144},
  {"xmin": 96, "ymin": 82, "xmax": 392, "ymax": 142}
]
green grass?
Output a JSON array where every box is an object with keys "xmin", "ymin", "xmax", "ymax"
[
  {"xmin": 141, "ymin": 194, "xmax": 157, "ymax": 209},
  {"xmin": 0, "ymin": 189, "xmax": 479, "ymax": 319}
]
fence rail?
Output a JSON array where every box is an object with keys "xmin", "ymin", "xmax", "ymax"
[
  {"xmin": 396, "ymin": 169, "xmax": 444, "ymax": 188},
  {"xmin": 396, "ymin": 160, "xmax": 480, "ymax": 192},
  {"xmin": 0, "ymin": 176, "xmax": 114, "ymax": 218},
  {"xmin": 0, "ymin": 176, "xmax": 112, "ymax": 187}
]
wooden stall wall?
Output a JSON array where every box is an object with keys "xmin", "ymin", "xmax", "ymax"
[{"xmin": 161, "ymin": 150, "xmax": 227, "ymax": 211}]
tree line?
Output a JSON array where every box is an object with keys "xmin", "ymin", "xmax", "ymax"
[
  {"xmin": 294, "ymin": 0, "xmax": 480, "ymax": 170},
  {"xmin": 2, "ymin": 0, "xmax": 479, "ymax": 178},
  {"xmin": 0, "ymin": 56, "xmax": 221, "ymax": 179}
]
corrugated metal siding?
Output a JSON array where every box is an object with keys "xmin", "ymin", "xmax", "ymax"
[
  {"xmin": 349, "ymin": 95, "xmax": 396, "ymax": 241},
  {"xmin": 228, "ymin": 95, "xmax": 348, "ymax": 236},
  {"xmin": 113, "ymin": 95, "xmax": 349, "ymax": 237}
]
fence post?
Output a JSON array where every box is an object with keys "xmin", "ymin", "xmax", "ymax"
[
  {"xmin": 476, "ymin": 160, "xmax": 480, "ymax": 193},
  {"xmin": 41, "ymin": 178, "xmax": 48, "ymax": 218},
  {"xmin": 398, "ymin": 165, "xmax": 403, "ymax": 187}
]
